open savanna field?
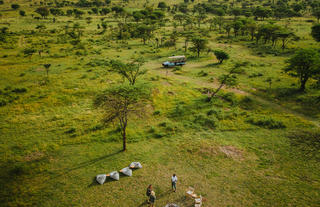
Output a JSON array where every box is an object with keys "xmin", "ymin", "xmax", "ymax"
[{"xmin": 0, "ymin": 0, "xmax": 320, "ymax": 206}]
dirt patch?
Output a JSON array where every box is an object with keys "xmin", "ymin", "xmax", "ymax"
[
  {"xmin": 199, "ymin": 145, "xmax": 219, "ymax": 156},
  {"xmin": 219, "ymin": 146, "xmax": 243, "ymax": 159},
  {"xmin": 24, "ymin": 152, "xmax": 45, "ymax": 162}
]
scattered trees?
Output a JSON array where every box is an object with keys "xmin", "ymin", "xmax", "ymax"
[{"xmin": 284, "ymin": 49, "xmax": 320, "ymax": 91}]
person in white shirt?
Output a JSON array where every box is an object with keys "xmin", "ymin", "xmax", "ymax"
[{"xmin": 171, "ymin": 174, "xmax": 178, "ymax": 192}]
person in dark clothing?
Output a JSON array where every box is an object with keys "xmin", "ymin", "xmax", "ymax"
[
  {"xmin": 149, "ymin": 190, "xmax": 156, "ymax": 207},
  {"xmin": 146, "ymin": 184, "xmax": 152, "ymax": 203}
]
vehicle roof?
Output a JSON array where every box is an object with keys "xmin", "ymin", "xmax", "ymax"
[{"xmin": 168, "ymin": 55, "xmax": 186, "ymax": 59}]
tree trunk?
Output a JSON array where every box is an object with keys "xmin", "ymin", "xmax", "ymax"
[
  {"xmin": 197, "ymin": 48, "xmax": 200, "ymax": 58},
  {"xmin": 122, "ymin": 127, "xmax": 126, "ymax": 151},
  {"xmin": 300, "ymin": 77, "xmax": 307, "ymax": 91}
]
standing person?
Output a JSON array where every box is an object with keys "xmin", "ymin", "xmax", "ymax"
[
  {"xmin": 146, "ymin": 184, "xmax": 152, "ymax": 203},
  {"xmin": 171, "ymin": 174, "xmax": 178, "ymax": 192},
  {"xmin": 149, "ymin": 190, "xmax": 156, "ymax": 207}
]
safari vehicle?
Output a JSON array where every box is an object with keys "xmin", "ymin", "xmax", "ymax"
[{"xmin": 162, "ymin": 56, "xmax": 186, "ymax": 67}]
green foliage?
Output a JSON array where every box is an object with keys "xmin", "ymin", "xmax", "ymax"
[
  {"xmin": 95, "ymin": 82, "xmax": 151, "ymax": 150},
  {"xmin": 247, "ymin": 115, "xmax": 286, "ymax": 129},
  {"xmin": 284, "ymin": 48, "xmax": 320, "ymax": 91},
  {"xmin": 19, "ymin": 10, "xmax": 26, "ymax": 17},
  {"xmin": 110, "ymin": 58, "xmax": 146, "ymax": 85},
  {"xmin": 311, "ymin": 24, "xmax": 320, "ymax": 42},
  {"xmin": 213, "ymin": 50, "xmax": 229, "ymax": 64},
  {"xmin": 190, "ymin": 36, "xmax": 208, "ymax": 58},
  {"xmin": 35, "ymin": 7, "xmax": 50, "ymax": 18},
  {"xmin": 11, "ymin": 4, "xmax": 20, "ymax": 10},
  {"xmin": 194, "ymin": 114, "xmax": 218, "ymax": 129}
]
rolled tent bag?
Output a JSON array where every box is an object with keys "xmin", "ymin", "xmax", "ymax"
[
  {"xmin": 96, "ymin": 174, "xmax": 107, "ymax": 185},
  {"xmin": 129, "ymin": 162, "xmax": 142, "ymax": 169},
  {"xmin": 120, "ymin": 167, "xmax": 132, "ymax": 176},
  {"xmin": 109, "ymin": 171, "xmax": 120, "ymax": 180}
]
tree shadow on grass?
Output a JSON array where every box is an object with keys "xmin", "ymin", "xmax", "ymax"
[
  {"xmin": 204, "ymin": 63, "xmax": 220, "ymax": 67},
  {"xmin": 52, "ymin": 150, "xmax": 122, "ymax": 179}
]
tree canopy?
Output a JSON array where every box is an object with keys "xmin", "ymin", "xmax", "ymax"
[
  {"xmin": 311, "ymin": 24, "xmax": 320, "ymax": 42},
  {"xmin": 284, "ymin": 49, "xmax": 320, "ymax": 91}
]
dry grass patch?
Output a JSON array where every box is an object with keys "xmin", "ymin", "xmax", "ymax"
[{"xmin": 219, "ymin": 145, "xmax": 244, "ymax": 160}]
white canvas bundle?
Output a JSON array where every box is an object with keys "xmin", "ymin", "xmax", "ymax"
[
  {"xmin": 120, "ymin": 167, "xmax": 132, "ymax": 176},
  {"xmin": 96, "ymin": 174, "xmax": 107, "ymax": 185},
  {"xmin": 109, "ymin": 171, "xmax": 120, "ymax": 180},
  {"xmin": 129, "ymin": 162, "xmax": 142, "ymax": 169}
]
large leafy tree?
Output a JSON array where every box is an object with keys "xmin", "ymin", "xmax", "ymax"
[
  {"xmin": 311, "ymin": 24, "xmax": 320, "ymax": 42},
  {"xmin": 94, "ymin": 83, "xmax": 151, "ymax": 151},
  {"xmin": 135, "ymin": 24, "xmax": 154, "ymax": 45},
  {"xmin": 190, "ymin": 36, "xmax": 208, "ymax": 58},
  {"xmin": 35, "ymin": 7, "xmax": 49, "ymax": 19},
  {"xmin": 213, "ymin": 50, "xmax": 229, "ymax": 64},
  {"xmin": 284, "ymin": 49, "xmax": 320, "ymax": 91}
]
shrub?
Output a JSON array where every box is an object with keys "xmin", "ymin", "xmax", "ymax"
[
  {"xmin": 213, "ymin": 50, "xmax": 229, "ymax": 64},
  {"xmin": 170, "ymin": 103, "xmax": 185, "ymax": 117},
  {"xmin": 153, "ymin": 110, "xmax": 161, "ymax": 115},
  {"xmin": 0, "ymin": 99, "xmax": 6, "ymax": 107},
  {"xmin": 12, "ymin": 87, "xmax": 27, "ymax": 93},
  {"xmin": 239, "ymin": 96, "xmax": 256, "ymax": 110},
  {"xmin": 248, "ymin": 72, "xmax": 263, "ymax": 78},
  {"xmin": 207, "ymin": 108, "xmax": 223, "ymax": 120},
  {"xmin": 198, "ymin": 70, "xmax": 208, "ymax": 77},
  {"xmin": 19, "ymin": 10, "xmax": 26, "ymax": 16},
  {"xmin": 11, "ymin": 4, "xmax": 20, "ymax": 10},
  {"xmin": 89, "ymin": 124, "xmax": 103, "ymax": 132},
  {"xmin": 247, "ymin": 115, "xmax": 286, "ymax": 129},
  {"xmin": 65, "ymin": 127, "xmax": 76, "ymax": 134},
  {"xmin": 194, "ymin": 114, "xmax": 218, "ymax": 129},
  {"xmin": 221, "ymin": 92, "xmax": 238, "ymax": 105}
]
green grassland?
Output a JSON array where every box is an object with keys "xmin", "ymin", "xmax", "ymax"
[{"xmin": 0, "ymin": 0, "xmax": 320, "ymax": 206}]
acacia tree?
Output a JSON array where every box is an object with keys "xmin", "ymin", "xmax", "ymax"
[
  {"xmin": 136, "ymin": 24, "xmax": 154, "ymax": 45},
  {"xmin": 284, "ymin": 48, "xmax": 320, "ymax": 91},
  {"xmin": 209, "ymin": 67, "xmax": 238, "ymax": 100},
  {"xmin": 213, "ymin": 50, "xmax": 229, "ymax": 64},
  {"xmin": 94, "ymin": 83, "xmax": 151, "ymax": 151},
  {"xmin": 110, "ymin": 58, "xmax": 146, "ymax": 85},
  {"xmin": 44, "ymin": 64, "xmax": 51, "ymax": 80},
  {"xmin": 190, "ymin": 36, "xmax": 207, "ymax": 58},
  {"xmin": 35, "ymin": 7, "xmax": 49, "ymax": 19}
]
